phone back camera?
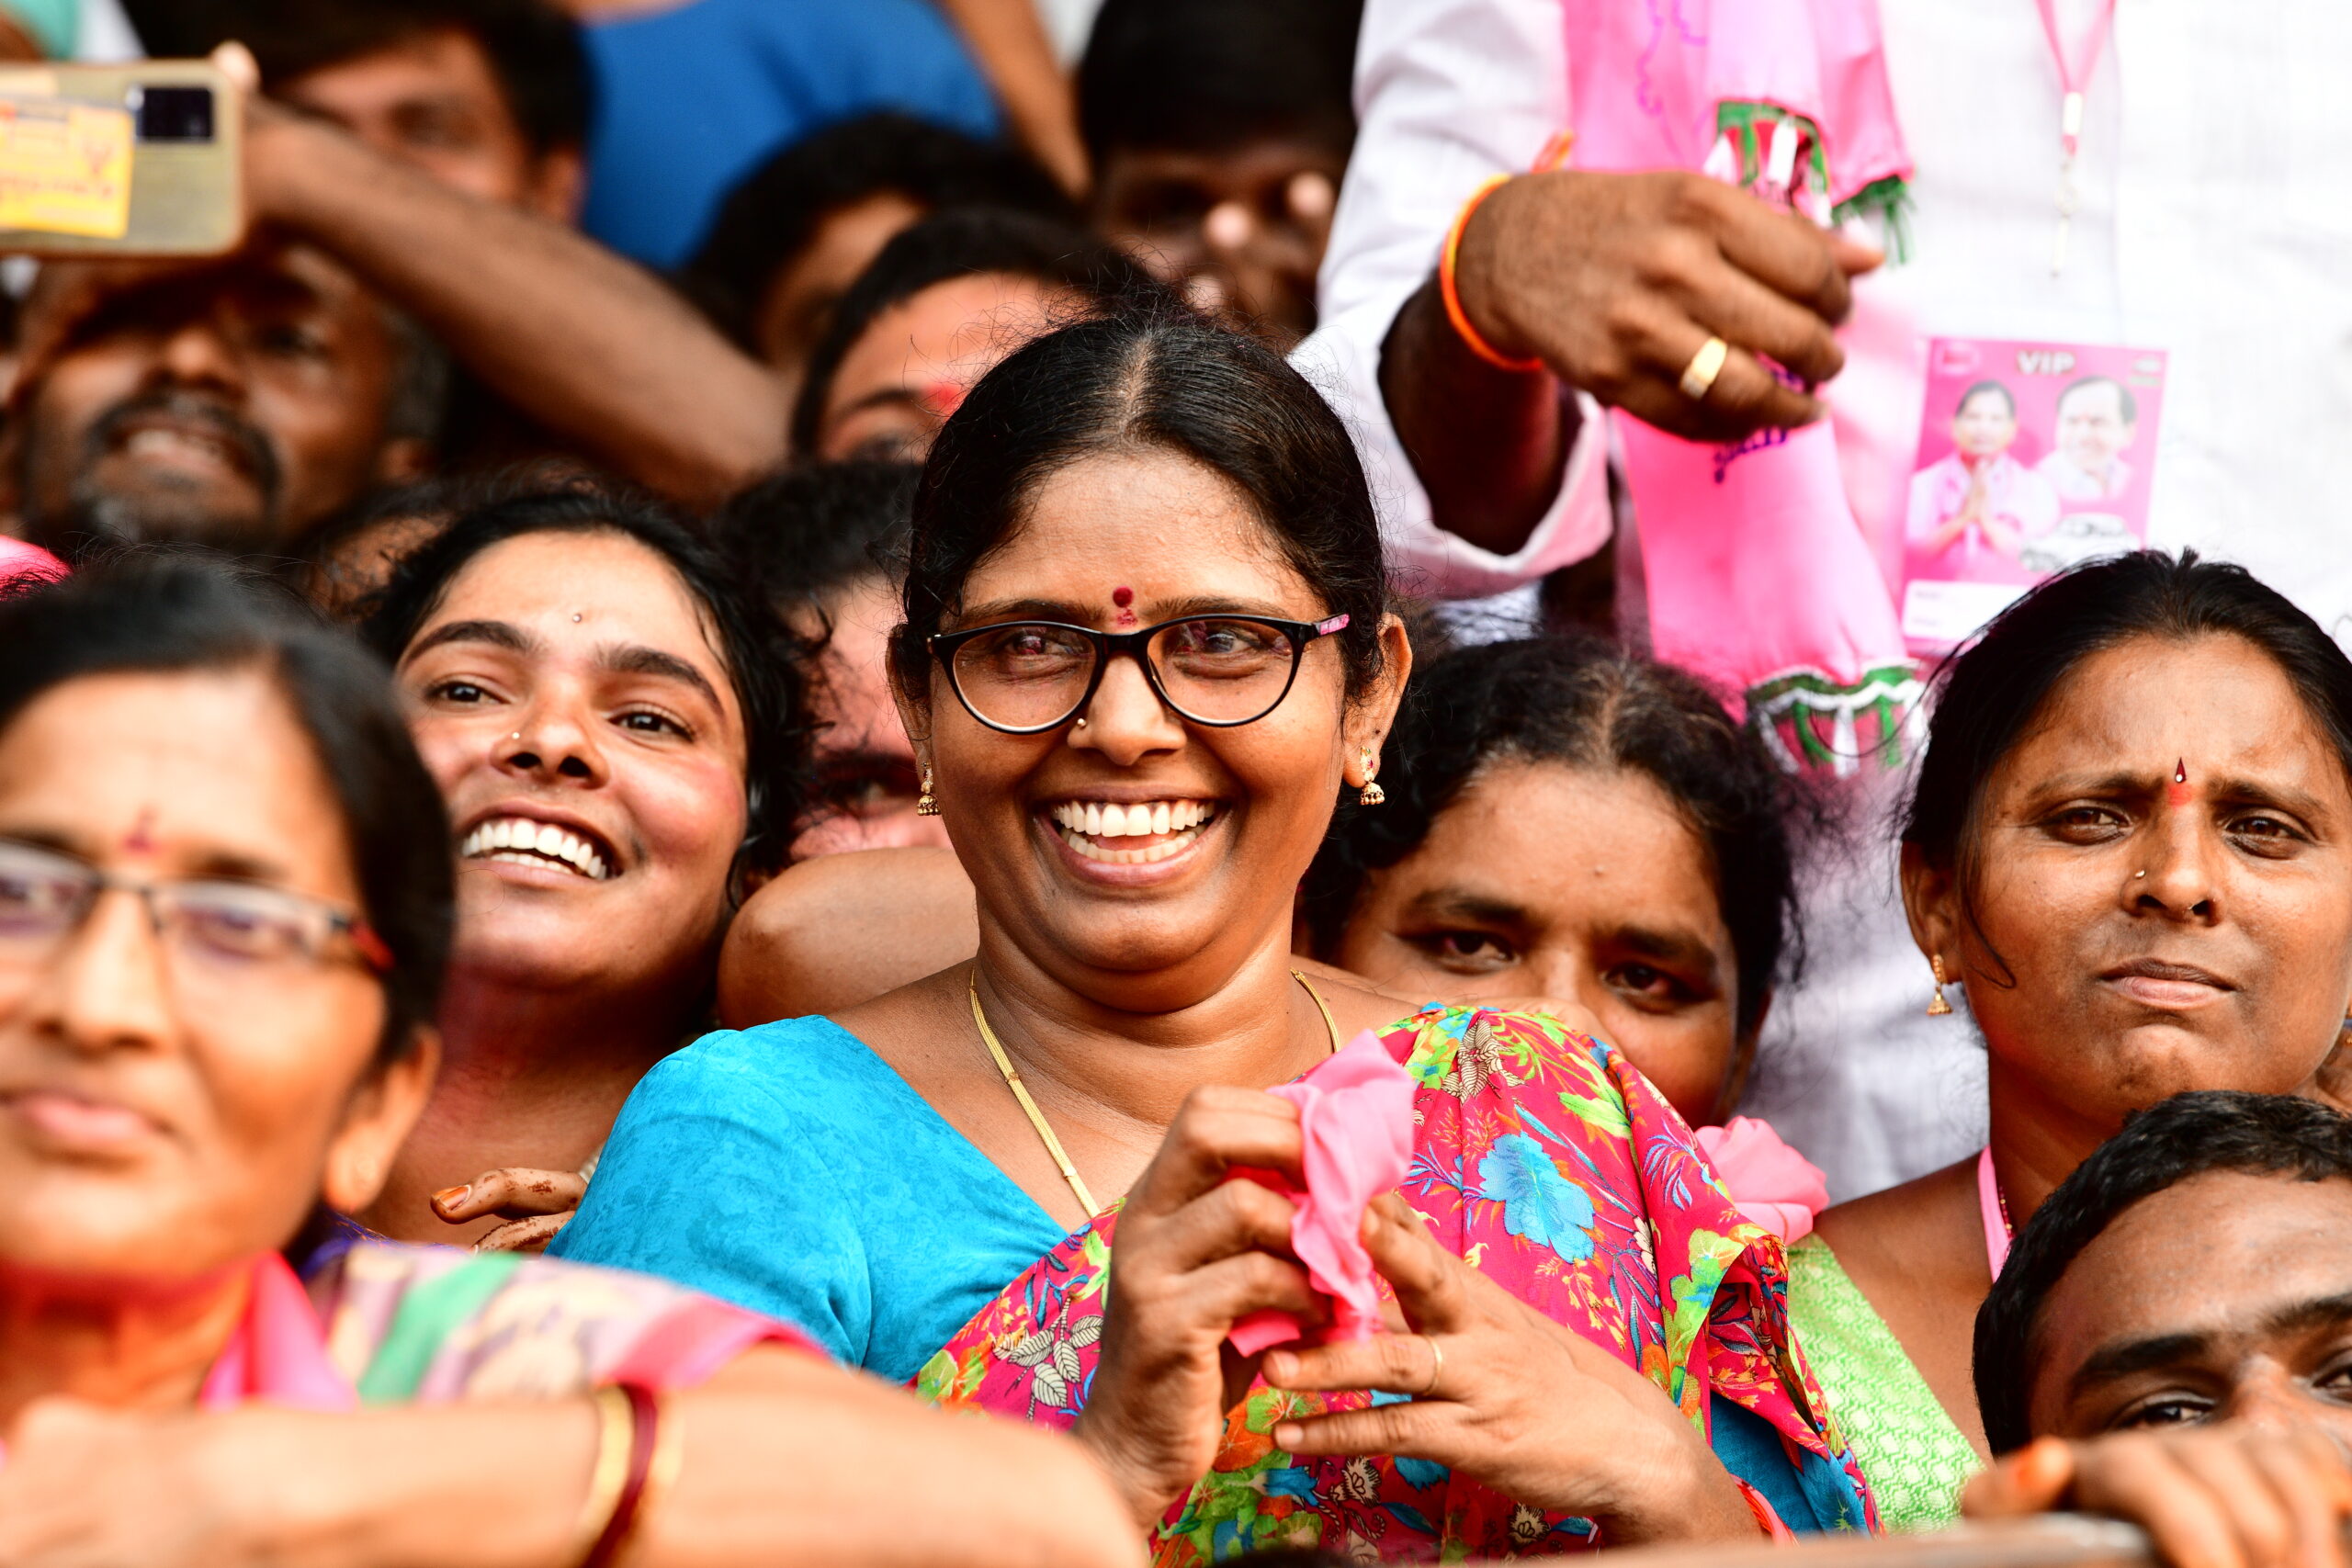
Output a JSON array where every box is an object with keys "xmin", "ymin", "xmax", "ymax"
[{"xmin": 128, "ymin": 85, "xmax": 214, "ymax": 142}]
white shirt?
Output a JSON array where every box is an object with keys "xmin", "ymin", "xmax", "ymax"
[{"xmin": 1299, "ymin": 0, "xmax": 2352, "ymax": 1197}]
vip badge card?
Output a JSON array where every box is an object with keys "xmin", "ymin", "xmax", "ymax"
[{"xmin": 1898, "ymin": 336, "xmax": 2167, "ymax": 654}]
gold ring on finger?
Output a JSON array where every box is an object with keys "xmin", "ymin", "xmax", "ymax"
[
  {"xmin": 1418, "ymin": 1336, "xmax": 1445, "ymax": 1398},
  {"xmin": 1679, "ymin": 335, "xmax": 1730, "ymax": 400}
]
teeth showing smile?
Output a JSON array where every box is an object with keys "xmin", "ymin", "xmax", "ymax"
[
  {"xmin": 458, "ymin": 817, "xmax": 612, "ymax": 881},
  {"xmin": 1047, "ymin": 800, "xmax": 1216, "ymax": 864},
  {"xmin": 125, "ymin": 426, "xmax": 232, "ymax": 467}
]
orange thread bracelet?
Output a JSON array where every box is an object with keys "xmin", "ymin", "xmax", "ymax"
[{"xmin": 1439, "ymin": 174, "xmax": 1544, "ymax": 374}]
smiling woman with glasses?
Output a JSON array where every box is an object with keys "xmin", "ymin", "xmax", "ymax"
[
  {"xmin": 0, "ymin": 556, "xmax": 1135, "ymax": 1568},
  {"xmin": 557, "ymin": 307, "xmax": 1877, "ymax": 1557}
]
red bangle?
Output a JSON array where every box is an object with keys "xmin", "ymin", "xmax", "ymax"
[
  {"xmin": 580, "ymin": 1382, "xmax": 669, "ymax": 1568},
  {"xmin": 1734, "ymin": 1478, "xmax": 1798, "ymax": 1543},
  {"xmin": 1439, "ymin": 175, "xmax": 1544, "ymax": 374}
]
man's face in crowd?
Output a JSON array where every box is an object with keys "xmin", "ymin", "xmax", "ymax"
[
  {"xmin": 1093, "ymin": 137, "xmax": 1346, "ymax": 350},
  {"xmin": 2023, "ymin": 1169, "xmax": 2352, "ymax": 1445},
  {"xmin": 277, "ymin": 27, "xmax": 582, "ymax": 221},
  {"xmin": 2056, "ymin": 380, "xmax": 2136, "ymax": 478},
  {"xmin": 12, "ymin": 243, "xmax": 423, "ymax": 559}
]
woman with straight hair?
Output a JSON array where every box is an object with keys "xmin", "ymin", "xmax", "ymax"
[
  {"xmin": 356, "ymin": 488, "xmax": 809, "ymax": 1247},
  {"xmin": 0, "ymin": 555, "xmax": 1135, "ymax": 1568},
  {"xmin": 560, "ymin": 308, "xmax": 1873, "ymax": 1557},
  {"xmin": 1788, "ymin": 551, "xmax": 2352, "ymax": 1529}
]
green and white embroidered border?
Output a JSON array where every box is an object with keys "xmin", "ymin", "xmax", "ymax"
[{"xmin": 1747, "ymin": 661, "xmax": 1926, "ymax": 776}]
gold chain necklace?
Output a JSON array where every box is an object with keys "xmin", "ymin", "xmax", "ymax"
[{"xmin": 967, "ymin": 969, "xmax": 1344, "ymax": 1219}]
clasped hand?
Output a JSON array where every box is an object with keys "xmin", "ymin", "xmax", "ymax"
[{"xmin": 1072, "ymin": 1089, "xmax": 1753, "ymax": 1542}]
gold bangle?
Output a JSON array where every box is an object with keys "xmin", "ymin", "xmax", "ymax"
[
  {"xmin": 640, "ymin": 1393, "xmax": 685, "ymax": 1535},
  {"xmin": 571, "ymin": 1386, "xmax": 636, "ymax": 1566}
]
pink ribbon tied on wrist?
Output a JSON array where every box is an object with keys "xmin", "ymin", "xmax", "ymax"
[{"xmin": 1227, "ymin": 1030, "xmax": 1417, "ymax": 1356}]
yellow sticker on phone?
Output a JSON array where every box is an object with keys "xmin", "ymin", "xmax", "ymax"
[{"xmin": 0, "ymin": 97, "xmax": 132, "ymax": 238}]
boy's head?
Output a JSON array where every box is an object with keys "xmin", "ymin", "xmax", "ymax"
[
  {"xmin": 684, "ymin": 113, "xmax": 1074, "ymax": 397},
  {"xmin": 787, "ymin": 208, "xmax": 1164, "ymax": 464},
  {"xmin": 1977, "ymin": 1091, "xmax": 2352, "ymax": 1453},
  {"xmin": 1078, "ymin": 0, "xmax": 1359, "ymax": 346},
  {"xmin": 714, "ymin": 460, "xmax": 944, "ymax": 859}
]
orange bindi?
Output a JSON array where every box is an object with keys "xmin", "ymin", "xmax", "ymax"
[{"xmin": 2166, "ymin": 758, "xmax": 2193, "ymax": 807}]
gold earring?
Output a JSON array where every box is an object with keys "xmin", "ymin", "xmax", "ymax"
[
  {"xmin": 1356, "ymin": 747, "xmax": 1385, "ymax": 807},
  {"xmin": 915, "ymin": 767, "xmax": 940, "ymax": 817},
  {"xmin": 1926, "ymin": 953, "xmax": 1954, "ymax": 1016}
]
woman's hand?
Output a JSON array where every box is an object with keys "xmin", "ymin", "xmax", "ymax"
[
  {"xmin": 1074, "ymin": 1086, "xmax": 1328, "ymax": 1531},
  {"xmin": 0, "ymin": 1399, "xmax": 258, "ymax": 1566},
  {"xmin": 432, "ymin": 1166, "xmax": 588, "ymax": 1252},
  {"xmin": 1261, "ymin": 1194, "xmax": 1756, "ymax": 1546},
  {"xmin": 1965, "ymin": 1428, "xmax": 2352, "ymax": 1568}
]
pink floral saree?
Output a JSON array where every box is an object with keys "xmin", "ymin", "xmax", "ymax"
[{"xmin": 914, "ymin": 1004, "xmax": 1875, "ymax": 1562}]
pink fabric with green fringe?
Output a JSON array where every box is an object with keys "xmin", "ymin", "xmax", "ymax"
[{"xmin": 1564, "ymin": 0, "xmax": 1921, "ymax": 776}]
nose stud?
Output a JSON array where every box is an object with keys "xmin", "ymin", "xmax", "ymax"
[{"xmin": 2134, "ymin": 869, "xmax": 2147, "ymax": 880}]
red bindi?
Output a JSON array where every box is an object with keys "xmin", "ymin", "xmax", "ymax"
[
  {"xmin": 123, "ymin": 809, "xmax": 155, "ymax": 852},
  {"xmin": 2167, "ymin": 758, "xmax": 2194, "ymax": 807},
  {"xmin": 1112, "ymin": 587, "xmax": 1134, "ymax": 608}
]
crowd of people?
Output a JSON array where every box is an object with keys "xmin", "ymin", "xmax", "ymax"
[{"xmin": 3, "ymin": 0, "xmax": 2351, "ymax": 1565}]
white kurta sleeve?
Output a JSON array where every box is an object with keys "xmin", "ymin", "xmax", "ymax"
[{"xmin": 1290, "ymin": 0, "xmax": 1611, "ymax": 601}]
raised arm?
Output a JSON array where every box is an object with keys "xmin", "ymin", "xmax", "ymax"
[
  {"xmin": 244, "ymin": 102, "xmax": 789, "ymax": 506},
  {"xmin": 1307, "ymin": 0, "xmax": 1874, "ymax": 582}
]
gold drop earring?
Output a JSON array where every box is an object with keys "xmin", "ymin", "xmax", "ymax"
[
  {"xmin": 1926, "ymin": 953, "xmax": 1954, "ymax": 1016},
  {"xmin": 1356, "ymin": 747, "xmax": 1385, "ymax": 807},
  {"xmin": 916, "ymin": 767, "xmax": 940, "ymax": 817}
]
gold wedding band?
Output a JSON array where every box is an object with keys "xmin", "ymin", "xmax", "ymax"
[
  {"xmin": 1418, "ymin": 1336, "xmax": 1445, "ymax": 1398},
  {"xmin": 1679, "ymin": 335, "xmax": 1730, "ymax": 400}
]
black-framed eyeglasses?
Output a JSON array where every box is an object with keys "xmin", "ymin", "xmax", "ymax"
[
  {"xmin": 928, "ymin": 613, "xmax": 1350, "ymax": 735},
  {"xmin": 0, "ymin": 837, "xmax": 391, "ymax": 989}
]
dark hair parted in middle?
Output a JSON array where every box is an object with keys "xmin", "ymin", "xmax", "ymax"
[
  {"xmin": 1299, "ymin": 635, "xmax": 1805, "ymax": 1044},
  {"xmin": 359, "ymin": 487, "xmax": 811, "ymax": 882},
  {"xmin": 0, "ymin": 552, "xmax": 452, "ymax": 1064},
  {"xmin": 1973, "ymin": 1089, "xmax": 2352, "ymax": 1453},
  {"xmin": 1905, "ymin": 550, "xmax": 2352, "ymax": 966},
  {"xmin": 893, "ymin": 307, "xmax": 1389, "ymax": 699}
]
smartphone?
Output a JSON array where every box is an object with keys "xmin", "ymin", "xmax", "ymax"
[{"xmin": 0, "ymin": 60, "xmax": 242, "ymax": 256}]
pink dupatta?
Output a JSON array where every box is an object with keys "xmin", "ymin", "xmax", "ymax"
[
  {"xmin": 1564, "ymin": 0, "xmax": 1919, "ymax": 773},
  {"xmin": 198, "ymin": 1252, "xmax": 357, "ymax": 1411}
]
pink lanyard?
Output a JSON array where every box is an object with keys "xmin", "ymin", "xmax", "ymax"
[
  {"xmin": 1978, "ymin": 1146, "xmax": 2014, "ymax": 1278},
  {"xmin": 2032, "ymin": 0, "xmax": 2120, "ymax": 274}
]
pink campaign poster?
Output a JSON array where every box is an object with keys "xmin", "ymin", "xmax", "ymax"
[{"xmin": 1898, "ymin": 336, "xmax": 2168, "ymax": 654}]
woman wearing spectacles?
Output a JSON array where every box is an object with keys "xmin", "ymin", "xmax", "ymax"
[
  {"xmin": 0, "ymin": 556, "xmax": 1136, "ymax": 1568},
  {"xmin": 555, "ymin": 309, "xmax": 1876, "ymax": 1556}
]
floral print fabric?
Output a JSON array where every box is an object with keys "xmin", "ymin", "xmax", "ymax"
[{"xmin": 915, "ymin": 1005, "xmax": 1874, "ymax": 1562}]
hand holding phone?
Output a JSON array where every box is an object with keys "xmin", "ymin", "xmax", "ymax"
[{"xmin": 0, "ymin": 60, "xmax": 243, "ymax": 256}]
